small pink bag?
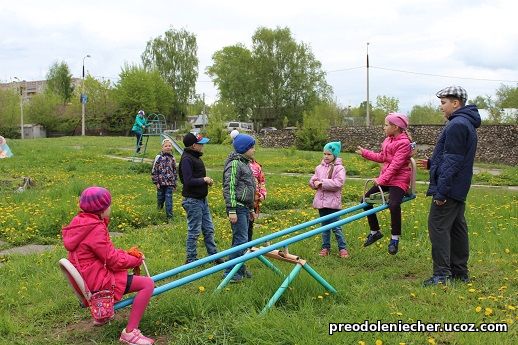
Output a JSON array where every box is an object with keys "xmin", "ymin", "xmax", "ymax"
[{"xmin": 89, "ymin": 289, "xmax": 115, "ymax": 321}]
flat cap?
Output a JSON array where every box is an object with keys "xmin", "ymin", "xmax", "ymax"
[{"xmin": 436, "ymin": 86, "xmax": 467, "ymax": 101}]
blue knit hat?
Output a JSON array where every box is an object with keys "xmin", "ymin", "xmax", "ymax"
[
  {"xmin": 233, "ymin": 134, "xmax": 256, "ymax": 154},
  {"xmin": 323, "ymin": 141, "xmax": 341, "ymax": 157}
]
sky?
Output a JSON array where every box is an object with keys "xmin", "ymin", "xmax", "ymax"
[{"xmin": 1, "ymin": 0, "xmax": 518, "ymax": 113}]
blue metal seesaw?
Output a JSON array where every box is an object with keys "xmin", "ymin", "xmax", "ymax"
[{"xmin": 59, "ymin": 159, "xmax": 417, "ymax": 313}]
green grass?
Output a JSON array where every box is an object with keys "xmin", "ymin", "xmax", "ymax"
[{"xmin": 0, "ymin": 136, "xmax": 516, "ymax": 344}]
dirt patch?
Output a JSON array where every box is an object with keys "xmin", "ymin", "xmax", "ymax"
[{"xmin": 57, "ymin": 309, "xmax": 169, "ymax": 343}]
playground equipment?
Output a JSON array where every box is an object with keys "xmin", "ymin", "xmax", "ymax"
[
  {"xmin": 112, "ymin": 195, "xmax": 415, "ymax": 312},
  {"xmin": 363, "ymin": 158, "xmax": 417, "ymax": 204},
  {"xmin": 131, "ymin": 113, "xmax": 167, "ymax": 163},
  {"xmin": 60, "ymin": 160, "xmax": 418, "ymax": 314}
]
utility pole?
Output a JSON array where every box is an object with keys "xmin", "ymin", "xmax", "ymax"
[
  {"xmin": 366, "ymin": 42, "xmax": 370, "ymax": 127},
  {"xmin": 81, "ymin": 54, "xmax": 91, "ymax": 136},
  {"xmin": 14, "ymin": 77, "xmax": 25, "ymax": 139}
]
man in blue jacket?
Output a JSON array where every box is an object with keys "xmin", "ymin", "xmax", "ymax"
[{"xmin": 418, "ymin": 86, "xmax": 481, "ymax": 286}]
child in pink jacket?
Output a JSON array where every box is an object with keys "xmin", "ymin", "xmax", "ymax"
[
  {"xmin": 309, "ymin": 141, "xmax": 349, "ymax": 258},
  {"xmin": 356, "ymin": 113, "xmax": 413, "ymax": 255},
  {"xmin": 62, "ymin": 186, "xmax": 155, "ymax": 345}
]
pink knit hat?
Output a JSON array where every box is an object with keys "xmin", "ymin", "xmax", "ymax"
[
  {"xmin": 386, "ymin": 112, "xmax": 409, "ymax": 129},
  {"xmin": 79, "ymin": 186, "xmax": 112, "ymax": 214}
]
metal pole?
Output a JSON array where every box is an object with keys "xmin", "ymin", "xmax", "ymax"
[
  {"xmin": 14, "ymin": 77, "xmax": 24, "ymax": 139},
  {"xmin": 20, "ymin": 84, "xmax": 24, "ymax": 140},
  {"xmin": 81, "ymin": 54, "xmax": 91, "ymax": 136},
  {"xmin": 260, "ymin": 263, "xmax": 303, "ymax": 314},
  {"xmin": 150, "ymin": 203, "xmax": 367, "ymax": 283},
  {"xmin": 366, "ymin": 42, "xmax": 370, "ymax": 127}
]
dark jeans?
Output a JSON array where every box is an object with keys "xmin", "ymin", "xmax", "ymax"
[
  {"xmin": 157, "ymin": 186, "xmax": 173, "ymax": 218},
  {"xmin": 362, "ymin": 185, "xmax": 406, "ymax": 236},
  {"xmin": 132, "ymin": 130, "xmax": 143, "ymax": 152},
  {"xmin": 182, "ymin": 197, "xmax": 219, "ymax": 262},
  {"xmin": 319, "ymin": 208, "xmax": 347, "ymax": 250},
  {"xmin": 428, "ymin": 198, "xmax": 469, "ymax": 277},
  {"xmin": 225, "ymin": 206, "xmax": 250, "ymax": 277}
]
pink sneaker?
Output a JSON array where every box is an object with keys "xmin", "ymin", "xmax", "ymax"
[
  {"xmin": 119, "ymin": 328, "xmax": 155, "ymax": 345},
  {"xmin": 319, "ymin": 248, "xmax": 330, "ymax": 256},
  {"xmin": 339, "ymin": 249, "xmax": 350, "ymax": 258}
]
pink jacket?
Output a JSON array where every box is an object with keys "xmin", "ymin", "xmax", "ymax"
[
  {"xmin": 250, "ymin": 160, "xmax": 267, "ymax": 213},
  {"xmin": 309, "ymin": 157, "xmax": 346, "ymax": 210},
  {"xmin": 361, "ymin": 132, "xmax": 412, "ymax": 192},
  {"xmin": 62, "ymin": 212, "xmax": 142, "ymax": 301}
]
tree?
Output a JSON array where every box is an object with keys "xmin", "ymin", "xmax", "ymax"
[
  {"xmin": 46, "ymin": 61, "xmax": 74, "ymax": 105},
  {"xmin": 251, "ymin": 27, "xmax": 332, "ymax": 127},
  {"xmin": 142, "ymin": 27, "xmax": 198, "ymax": 119},
  {"xmin": 0, "ymin": 88, "xmax": 20, "ymax": 129},
  {"xmin": 295, "ymin": 109, "xmax": 330, "ymax": 151},
  {"xmin": 469, "ymin": 95, "xmax": 490, "ymax": 109},
  {"xmin": 409, "ymin": 103, "xmax": 444, "ymax": 124},
  {"xmin": 83, "ymin": 75, "xmax": 118, "ymax": 131},
  {"xmin": 208, "ymin": 26, "xmax": 332, "ymax": 128},
  {"xmin": 206, "ymin": 44, "xmax": 254, "ymax": 121},
  {"xmin": 114, "ymin": 64, "xmax": 174, "ymax": 132},
  {"xmin": 372, "ymin": 95, "xmax": 399, "ymax": 124}
]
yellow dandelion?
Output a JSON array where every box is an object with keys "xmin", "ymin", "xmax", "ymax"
[
  {"xmin": 208, "ymin": 334, "xmax": 214, "ymax": 340},
  {"xmin": 399, "ymin": 343, "xmax": 407, "ymax": 345},
  {"xmin": 396, "ymin": 312, "xmax": 403, "ymax": 316},
  {"xmin": 317, "ymin": 295, "xmax": 323, "ymax": 300},
  {"xmin": 410, "ymin": 292, "xmax": 416, "ymax": 298},
  {"xmin": 485, "ymin": 307, "xmax": 493, "ymax": 316},
  {"xmin": 375, "ymin": 340, "xmax": 383, "ymax": 345},
  {"xmin": 504, "ymin": 248, "xmax": 510, "ymax": 254},
  {"xmin": 475, "ymin": 306, "xmax": 482, "ymax": 313},
  {"xmin": 508, "ymin": 305, "xmax": 516, "ymax": 311},
  {"xmin": 428, "ymin": 337, "xmax": 436, "ymax": 345},
  {"xmin": 358, "ymin": 341, "xmax": 366, "ymax": 345},
  {"xmin": 198, "ymin": 286, "xmax": 205, "ymax": 293},
  {"xmin": 468, "ymin": 288, "xmax": 476, "ymax": 293}
]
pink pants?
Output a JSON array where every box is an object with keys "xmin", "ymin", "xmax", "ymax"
[{"xmin": 125, "ymin": 275, "xmax": 154, "ymax": 331}]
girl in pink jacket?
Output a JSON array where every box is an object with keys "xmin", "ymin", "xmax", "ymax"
[
  {"xmin": 309, "ymin": 141, "xmax": 349, "ymax": 258},
  {"xmin": 356, "ymin": 113, "xmax": 413, "ymax": 255},
  {"xmin": 62, "ymin": 186, "xmax": 155, "ymax": 345}
]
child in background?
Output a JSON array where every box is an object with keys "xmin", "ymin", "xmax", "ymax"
[
  {"xmin": 223, "ymin": 134, "xmax": 257, "ymax": 282},
  {"xmin": 131, "ymin": 110, "xmax": 148, "ymax": 153},
  {"xmin": 248, "ymin": 158, "xmax": 267, "ymax": 243},
  {"xmin": 356, "ymin": 112, "xmax": 413, "ymax": 255},
  {"xmin": 62, "ymin": 186, "xmax": 155, "ymax": 345},
  {"xmin": 309, "ymin": 141, "xmax": 349, "ymax": 258},
  {"xmin": 151, "ymin": 138, "xmax": 178, "ymax": 221}
]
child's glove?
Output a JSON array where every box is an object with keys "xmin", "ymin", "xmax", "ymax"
[
  {"xmin": 127, "ymin": 246, "xmax": 144, "ymax": 275},
  {"xmin": 127, "ymin": 246, "xmax": 144, "ymax": 258}
]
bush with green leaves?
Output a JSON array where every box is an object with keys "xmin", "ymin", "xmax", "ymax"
[{"xmin": 295, "ymin": 112, "xmax": 329, "ymax": 151}]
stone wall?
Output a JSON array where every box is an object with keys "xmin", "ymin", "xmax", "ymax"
[{"xmin": 258, "ymin": 125, "xmax": 518, "ymax": 165}]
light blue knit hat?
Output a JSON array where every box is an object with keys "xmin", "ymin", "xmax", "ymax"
[{"xmin": 323, "ymin": 141, "xmax": 341, "ymax": 157}]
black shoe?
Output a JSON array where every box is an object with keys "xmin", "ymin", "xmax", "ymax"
[
  {"xmin": 388, "ymin": 239, "xmax": 399, "ymax": 255},
  {"xmin": 213, "ymin": 258, "xmax": 225, "ymax": 265},
  {"xmin": 451, "ymin": 273, "xmax": 470, "ymax": 283},
  {"xmin": 423, "ymin": 275, "xmax": 451, "ymax": 287},
  {"xmin": 363, "ymin": 231, "xmax": 383, "ymax": 247},
  {"xmin": 185, "ymin": 258, "xmax": 198, "ymax": 265}
]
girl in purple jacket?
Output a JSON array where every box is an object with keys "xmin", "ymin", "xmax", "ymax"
[
  {"xmin": 309, "ymin": 141, "xmax": 349, "ymax": 258},
  {"xmin": 356, "ymin": 113, "xmax": 413, "ymax": 255}
]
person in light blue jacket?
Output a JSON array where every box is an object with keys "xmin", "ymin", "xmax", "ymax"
[{"xmin": 131, "ymin": 110, "xmax": 148, "ymax": 153}]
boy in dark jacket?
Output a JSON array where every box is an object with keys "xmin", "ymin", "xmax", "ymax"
[
  {"xmin": 179, "ymin": 133, "xmax": 223, "ymax": 265},
  {"xmin": 222, "ymin": 134, "xmax": 256, "ymax": 282},
  {"xmin": 418, "ymin": 86, "xmax": 481, "ymax": 286},
  {"xmin": 151, "ymin": 138, "xmax": 178, "ymax": 220}
]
